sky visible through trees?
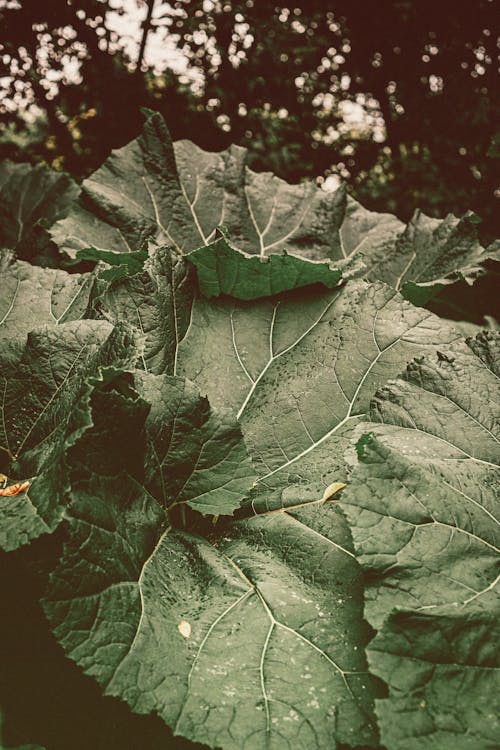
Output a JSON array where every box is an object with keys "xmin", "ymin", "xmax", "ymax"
[{"xmin": 0, "ymin": 1, "xmax": 498, "ymax": 237}]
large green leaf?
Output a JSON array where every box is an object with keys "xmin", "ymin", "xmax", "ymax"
[
  {"xmin": 341, "ymin": 334, "xmax": 500, "ymax": 749},
  {"xmin": 2, "ymin": 123, "xmax": 498, "ymax": 750},
  {"xmin": 0, "ymin": 161, "xmax": 78, "ymax": 252},
  {"xmin": 44, "ymin": 481, "xmax": 378, "ymax": 750},
  {"xmin": 186, "ymin": 227, "xmax": 361, "ymax": 300},
  {"xmin": 393, "ymin": 211, "xmax": 500, "ymax": 306},
  {"xmin": 42, "ymin": 368, "xmax": 384, "ymax": 749},
  {"xmin": 50, "ymin": 111, "xmax": 497, "ymax": 305},
  {"xmin": 50, "ymin": 112, "xmax": 200, "ymax": 258},
  {"xmin": 0, "ymin": 321, "xmax": 138, "ymax": 551},
  {"xmin": 0, "ymin": 251, "xmax": 96, "ymax": 341},
  {"xmin": 177, "ymin": 279, "xmax": 461, "ymax": 513},
  {"xmin": 43, "ymin": 274, "xmax": 470, "ymax": 750}
]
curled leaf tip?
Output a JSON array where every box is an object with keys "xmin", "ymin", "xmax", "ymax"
[
  {"xmin": 0, "ymin": 480, "xmax": 30, "ymax": 497},
  {"xmin": 321, "ymin": 481, "xmax": 346, "ymax": 502}
]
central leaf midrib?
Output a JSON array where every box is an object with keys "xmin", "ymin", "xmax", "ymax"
[
  {"xmin": 50, "ymin": 274, "xmax": 93, "ymax": 325},
  {"xmin": 0, "ymin": 277, "xmax": 20, "ymax": 327},
  {"xmin": 235, "ymin": 294, "xmax": 339, "ymax": 421}
]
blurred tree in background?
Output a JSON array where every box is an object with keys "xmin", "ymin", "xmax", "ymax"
[{"xmin": 1, "ymin": 0, "xmax": 498, "ymax": 237}]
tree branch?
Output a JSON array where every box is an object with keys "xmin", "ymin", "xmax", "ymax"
[{"xmin": 136, "ymin": 0, "xmax": 156, "ymax": 73}]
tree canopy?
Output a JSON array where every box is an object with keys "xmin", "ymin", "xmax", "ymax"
[{"xmin": 1, "ymin": 0, "xmax": 498, "ymax": 236}]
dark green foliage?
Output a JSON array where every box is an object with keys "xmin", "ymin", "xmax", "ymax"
[{"xmin": 0, "ymin": 115, "xmax": 497, "ymax": 750}]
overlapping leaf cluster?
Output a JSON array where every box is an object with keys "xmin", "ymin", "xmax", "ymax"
[{"xmin": 0, "ymin": 112, "xmax": 498, "ymax": 750}]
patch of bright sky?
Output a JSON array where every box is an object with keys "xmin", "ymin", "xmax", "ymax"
[
  {"xmin": 107, "ymin": 0, "xmax": 203, "ymax": 85},
  {"xmin": 106, "ymin": 1, "xmax": 382, "ymax": 150},
  {"xmin": 0, "ymin": 0, "xmax": 383, "ymax": 187}
]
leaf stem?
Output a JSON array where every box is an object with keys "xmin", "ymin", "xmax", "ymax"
[{"xmin": 0, "ymin": 444, "xmax": 14, "ymax": 461}]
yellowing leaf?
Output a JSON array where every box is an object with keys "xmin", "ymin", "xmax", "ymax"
[{"xmin": 177, "ymin": 620, "xmax": 191, "ymax": 639}]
